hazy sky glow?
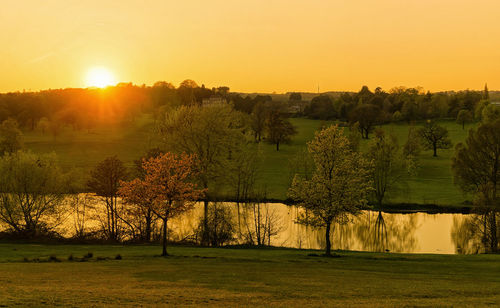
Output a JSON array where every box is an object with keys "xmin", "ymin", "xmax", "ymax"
[{"xmin": 2, "ymin": 0, "xmax": 500, "ymax": 93}]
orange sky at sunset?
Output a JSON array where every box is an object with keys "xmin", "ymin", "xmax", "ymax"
[{"xmin": 1, "ymin": 0, "xmax": 500, "ymax": 93}]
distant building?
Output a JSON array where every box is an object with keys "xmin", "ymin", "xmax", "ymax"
[{"xmin": 202, "ymin": 96, "xmax": 227, "ymax": 107}]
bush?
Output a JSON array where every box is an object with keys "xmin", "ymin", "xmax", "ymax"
[
  {"xmin": 49, "ymin": 255, "xmax": 61, "ymax": 262},
  {"xmin": 197, "ymin": 203, "xmax": 236, "ymax": 247}
]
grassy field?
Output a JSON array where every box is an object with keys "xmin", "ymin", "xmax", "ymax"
[
  {"xmin": 0, "ymin": 243, "xmax": 498, "ymax": 307},
  {"xmin": 23, "ymin": 115, "xmax": 475, "ymax": 207}
]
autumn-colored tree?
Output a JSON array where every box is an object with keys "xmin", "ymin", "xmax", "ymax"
[
  {"xmin": 125, "ymin": 148, "xmax": 165, "ymax": 241},
  {"xmin": 119, "ymin": 153, "xmax": 205, "ymax": 256},
  {"xmin": 452, "ymin": 119, "xmax": 500, "ymax": 252},
  {"xmin": 288, "ymin": 125, "xmax": 372, "ymax": 256},
  {"xmin": 87, "ymin": 156, "xmax": 128, "ymax": 241},
  {"xmin": 418, "ymin": 120, "xmax": 452, "ymax": 157}
]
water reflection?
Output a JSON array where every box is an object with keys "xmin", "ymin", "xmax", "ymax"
[
  {"xmin": 451, "ymin": 213, "xmax": 500, "ymax": 254},
  {"xmin": 354, "ymin": 211, "xmax": 418, "ymax": 252},
  {"xmin": 43, "ymin": 199, "xmax": 484, "ymax": 254}
]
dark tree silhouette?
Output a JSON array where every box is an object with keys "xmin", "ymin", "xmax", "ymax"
[
  {"xmin": 349, "ymin": 104, "xmax": 382, "ymax": 139},
  {"xmin": 452, "ymin": 119, "xmax": 500, "ymax": 252},
  {"xmin": 418, "ymin": 121, "xmax": 452, "ymax": 157},
  {"xmin": 87, "ymin": 156, "xmax": 128, "ymax": 241},
  {"xmin": 265, "ymin": 110, "xmax": 297, "ymax": 151}
]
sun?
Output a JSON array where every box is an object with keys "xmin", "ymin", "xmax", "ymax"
[{"xmin": 85, "ymin": 66, "xmax": 116, "ymax": 88}]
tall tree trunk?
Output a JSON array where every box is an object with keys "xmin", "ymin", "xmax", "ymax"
[
  {"xmin": 490, "ymin": 211, "xmax": 498, "ymax": 253},
  {"xmin": 325, "ymin": 222, "xmax": 331, "ymax": 256},
  {"xmin": 161, "ymin": 217, "xmax": 168, "ymax": 256},
  {"xmin": 276, "ymin": 141, "xmax": 280, "ymax": 151},
  {"xmin": 433, "ymin": 143, "xmax": 437, "ymax": 157},
  {"xmin": 202, "ymin": 199, "xmax": 209, "ymax": 245},
  {"xmin": 145, "ymin": 214, "xmax": 152, "ymax": 242}
]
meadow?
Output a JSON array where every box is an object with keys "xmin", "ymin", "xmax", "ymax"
[
  {"xmin": 23, "ymin": 116, "xmax": 474, "ymax": 207},
  {"xmin": 0, "ymin": 243, "xmax": 498, "ymax": 307}
]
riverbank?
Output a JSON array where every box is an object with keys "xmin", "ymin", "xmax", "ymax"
[
  {"xmin": 0, "ymin": 243, "xmax": 498, "ymax": 307},
  {"xmin": 219, "ymin": 198, "xmax": 473, "ymax": 214}
]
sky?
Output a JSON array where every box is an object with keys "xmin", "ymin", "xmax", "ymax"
[{"xmin": 1, "ymin": 0, "xmax": 500, "ymax": 93}]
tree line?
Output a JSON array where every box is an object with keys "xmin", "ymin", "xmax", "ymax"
[{"xmin": 0, "ymin": 84, "xmax": 497, "ymax": 255}]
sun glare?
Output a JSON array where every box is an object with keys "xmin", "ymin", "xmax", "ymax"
[{"xmin": 85, "ymin": 67, "xmax": 116, "ymax": 88}]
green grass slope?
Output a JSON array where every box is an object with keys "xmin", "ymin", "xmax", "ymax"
[
  {"xmin": 0, "ymin": 243, "xmax": 498, "ymax": 307},
  {"xmin": 23, "ymin": 115, "xmax": 474, "ymax": 207}
]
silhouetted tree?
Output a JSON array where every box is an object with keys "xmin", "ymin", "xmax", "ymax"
[
  {"xmin": 265, "ymin": 110, "xmax": 297, "ymax": 151},
  {"xmin": 251, "ymin": 101, "xmax": 268, "ymax": 142},
  {"xmin": 456, "ymin": 109, "xmax": 473, "ymax": 129},
  {"xmin": 87, "ymin": 156, "xmax": 128, "ymax": 241},
  {"xmin": 0, "ymin": 152, "xmax": 67, "ymax": 237},
  {"xmin": 289, "ymin": 92, "xmax": 302, "ymax": 101},
  {"xmin": 452, "ymin": 119, "xmax": 500, "ymax": 252},
  {"xmin": 305, "ymin": 95, "xmax": 336, "ymax": 120},
  {"xmin": 349, "ymin": 104, "xmax": 382, "ymax": 139},
  {"xmin": 418, "ymin": 121, "xmax": 452, "ymax": 157}
]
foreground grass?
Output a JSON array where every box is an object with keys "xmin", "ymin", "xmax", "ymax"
[
  {"xmin": 24, "ymin": 115, "xmax": 474, "ymax": 206},
  {"xmin": 0, "ymin": 243, "xmax": 498, "ymax": 307}
]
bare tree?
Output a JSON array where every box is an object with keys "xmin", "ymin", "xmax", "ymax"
[
  {"xmin": 242, "ymin": 197, "xmax": 283, "ymax": 246},
  {"xmin": 87, "ymin": 156, "xmax": 128, "ymax": 241}
]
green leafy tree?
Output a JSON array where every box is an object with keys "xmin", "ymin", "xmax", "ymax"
[
  {"xmin": 348, "ymin": 104, "xmax": 382, "ymax": 139},
  {"xmin": 288, "ymin": 125, "xmax": 372, "ymax": 256},
  {"xmin": 402, "ymin": 125, "xmax": 421, "ymax": 175},
  {"xmin": 0, "ymin": 118, "xmax": 23, "ymax": 155},
  {"xmin": 482, "ymin": 104, "xmax": 500, "ymax": 124},
  {"xmin": 452, "ymin": 119, "xmax": 500, "ymax": 252},
  {"xmin": 251, "ymin": 101, "xmax": 268, "ymax": 142},
  {"xmin": 456, "ymin": 109, "xmax": 473, "ymax": 130},
  {"xmin": 418, "ymin": 121, "xmax": 452, "ymax": 157},
  {"xmin": 158, "ymin": 104, "xmax": 245, "ymax": 244},
  {"xmin": 483, "ymin": 83, "xmax": 489, "ymax": 100},
  {"xmin": 265, "ymin": 109, "xmax": 297, "ymax": 151},
  {"xmin": 392, "ymin": 111, "xmax": 402, "ymax": 122},
  {"xmin": 366, "ymin": 130, "xmax": 405, "ymax": 207},
  {"xmin": 0, "ymin": 152, "xmax": 67, "ymax": 237}
]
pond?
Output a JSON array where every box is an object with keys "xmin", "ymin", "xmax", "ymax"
[
  {"xmin": 58, "ymin": 198, "xmax": 488, "ymax": 254},
  {"xmin": 164, "ymin": 203, "xmax": 481, "ymax": 254}
]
